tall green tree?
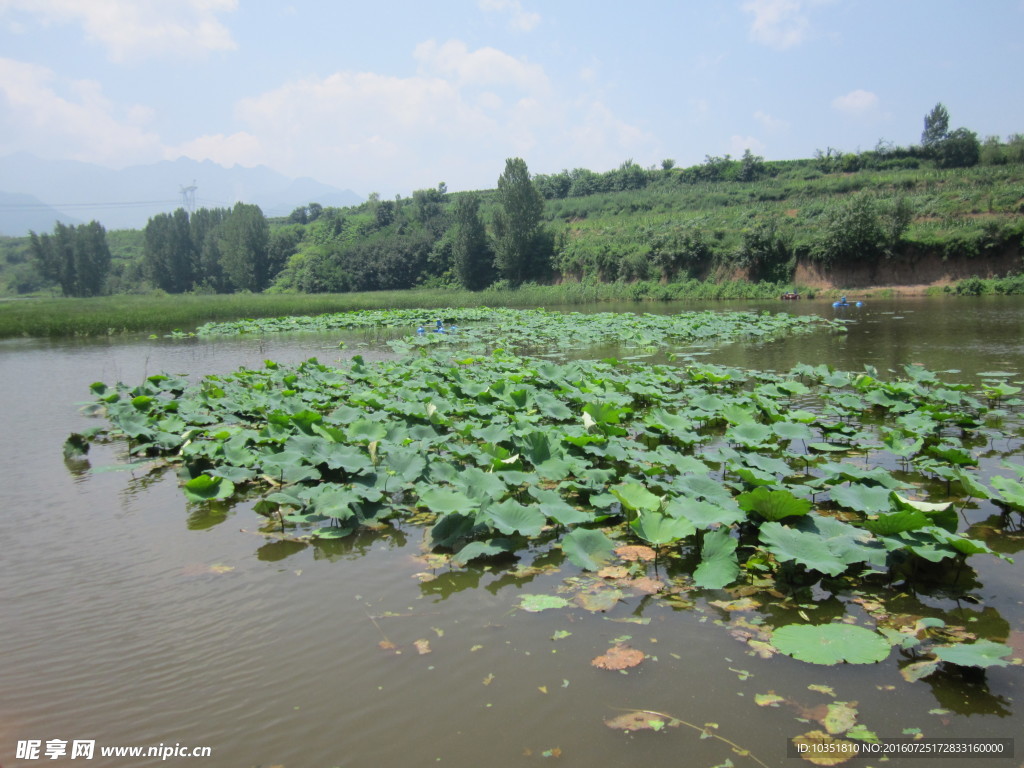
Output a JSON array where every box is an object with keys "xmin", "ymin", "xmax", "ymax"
[
  {"xmin": 219, "ymin": 202, "xmax": 270, "ymax": 291},
  {"xmin": 74, "ymin": 221, "xmax": 111, "ymax": 297},
  {"xmin": 144, "ymin": 208, "xmax": 195, "ymax": 292},
  {"xmin": 451, "ymin": 193, "xmax": 494, "ymax": 290},
  {"xmin": 921, "ymin": 103, "xmax": 950, "ymax": 148},
  {"xmin": 492, "ymin": 157, "xmax": 547, "ymax": 284},
  {"xmin": 29, "ymin": 220, "xmax": 111, "ymax": 297}
]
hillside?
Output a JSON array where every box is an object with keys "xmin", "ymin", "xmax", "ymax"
[{"xmin": 3, "ymin": 144, "xmax": 1024, "ymax": 298}]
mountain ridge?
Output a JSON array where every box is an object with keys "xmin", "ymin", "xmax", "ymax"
[{"xmin": 0, "ymin": 153, "xmax": 362, "ymax": 235}]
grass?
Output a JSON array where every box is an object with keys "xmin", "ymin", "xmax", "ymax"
[{"xmin": 0, "ymin": 280, "xmax": 813, "ymax": 339}]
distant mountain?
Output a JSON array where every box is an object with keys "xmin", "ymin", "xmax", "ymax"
[
  {"xmin": 0, "ymin": 153, "xmax": 362, "ymax": 234},
  {"xmin": 0, "ymin": 191, "xmax": 81, "ymax": 237}
]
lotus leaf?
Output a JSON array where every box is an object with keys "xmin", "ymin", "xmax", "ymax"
[
  {"xmin": 182, "ymin": 474, "xmax": 234, "ymax": 503},
  {"xmin": 610, "ymin": 481, "xmax": 662, "ymax": 513},
  {"xmin": 561, "ymin": 527, "xmax": 617, "ymax": 571},
  {"xmin": 451, "ymin": 538, "xmax": 516, "ymax": 566},
  {"xmin": 484, "ymin": 499, "xmax": 546, "ymax": 537},
  {"xmin": 692, "ymin": 528, "xmax": 739, "ymax": 589},
  {"xmin": 932, "ymin": 639, "xmax": 1015, "ymax": 668},
  {"xmin": 771, "ymin": 624, "xmax": 890, "ymax": 665},
  {"xmin": 830, "ymin": 483, "xmax": 892, "ymax": 514},
  {"xmin": 738, "ymin": 487, "xmax": 812, "ymax": 521},
  {"xmin": 759, "ymin": 517, "xmax": 882, "ymax": 576},
  {"xmin": 419, "ymin": 487, "xmax": 477, "ymax": 516},
  {"xmin": 862, "ymin": 509, "xmax": 928, "ymax": 536},
  {"xmin": 629, "ymin": 511, "xmax": 695, "ymax": 546},
  {"xmin": 991, "ymin": 475, "xmax": 1024, "ymax": 511},
  {"xmin": 519, "ymin": 594, "xmax": 571, "ymax": 613}
]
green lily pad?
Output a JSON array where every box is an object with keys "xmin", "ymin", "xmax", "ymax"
[
  {"xmin": 182, "ymin": 473, "xmax": 235, "ymax": 503},
  {"xmin": 737, "ymin": 487, "xmax": 812, "ymax": 522},
  {"xmin": 519, "ymin": 594, "xmax": 571, "ymax": 613},
  {"xmin": 610, "ymin": 481, "xmax": 662, "ymax": 513},
  {"xmin": 771, "ymin": 623, "xmax": 890, "ymax": 665},
  {"xmin": 692, "ymin": 528, "xmax": 739, "ymax": 589},
  {"xmin": 630, "ymin": 510, "xmax": 695, "ymax": 546},
  {"xmin": 932, "ymin": 640, "xmax": 1014, "ymax": 668},
  {"xmin": 561, "ymin": 527, "xmax": 617, "ymax": 571}
]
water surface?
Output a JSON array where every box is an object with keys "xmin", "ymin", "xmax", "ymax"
[{"xmin": 1, "ymin": 296, "xmax": 1021, "ymax": 767}]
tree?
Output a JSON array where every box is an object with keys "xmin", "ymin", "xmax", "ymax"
[
  {"xmin": 738, "ymin": 149, "xmax": 765, "ymax": 182},
  {"xmin": 30, "ymin": 220, "xmax": 111, "ymax": 297},
  {"xmin": 492, "ymin": 157, "xmax": 547, "ymax": 284},
  {"xmin": 451, "ymin": 193, "xmax": 494, "ymax": 290},
  {"xmin": 219, "ymin": 202, "xmax": 270, "ymax": 292},
  {"xmin": 921, "ymin": 103, "xmax": 950, "ymax": 148},
  {"xmin": 144, "ymin": 208, "xmax": 195, "ymax": 292},
  {"xmin": 935, "ymin": 127, "xmax": 980, "ymax": 168}
]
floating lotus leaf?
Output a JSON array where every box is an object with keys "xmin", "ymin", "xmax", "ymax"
[
  {"xmin": 519, "ymin": 594, "xmax": 571, "ymax": 613},
  {"xmin": 771, "ymin": 624, "xmax": 890, "ymax": 665},
  {"xmin": 576, "ymin": 586, "xmax": 624, "ymax": 612},
  {"xmin": 932, "ymin": 639, "xmax": 1014, "ymax": 668},
  {"xmin": 561, "ymin": 527, "xmax": 617, "ymax": 571},
  {"xmin": 604, "ymin": 711, "xmax": 677, "ymax": 732},
  {"xmin": 693, "ymin": 528, "xmax": 739, "ymax": 589},
  {"xmin": 591, "ymin": 644, "xmax": 645, "ymax": 670},
  {"xmin": 823, "ymin": 701, "xmax": 858, "ymax": 735},
  {"xmin": 182, "ymin": 473, "xmax": 234, "ymax": 503},
  {"xmin": 791, "ymin": 730, "xmax": 857, "ymax": 766},
  {"xmin": 615, "ymin": 545, "xmax": 656, "ymax": 562}
]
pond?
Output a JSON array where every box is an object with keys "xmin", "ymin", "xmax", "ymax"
[{"xmin": 1, "ymin": 296, "xmax": 1022, "ymax": 768}]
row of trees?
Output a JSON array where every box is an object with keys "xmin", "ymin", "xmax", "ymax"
[
  {"xmin": 273, "ymin": 158, "xmax": 549, "ymax": 293},
  {"xmin": 29, "ymin": 221, "xmax": 111, "ymax": 297},
  {"xmin": 143, "ymin": 202, "xmax": 295, "ymax": 293}
]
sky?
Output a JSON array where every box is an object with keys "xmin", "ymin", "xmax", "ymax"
[{"xmin": 1, "ymin": 0, "xmax": 1023, "ymax": 199}]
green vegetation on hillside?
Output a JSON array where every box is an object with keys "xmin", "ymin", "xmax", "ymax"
[{"xmin": 2, "ymin": 105, "xmax": 1022, "ymax": 301}]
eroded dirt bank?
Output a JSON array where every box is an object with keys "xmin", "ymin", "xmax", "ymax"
[{"xmin": 794, "ymin": 248, "xmax": 1022, "ymax": 295}]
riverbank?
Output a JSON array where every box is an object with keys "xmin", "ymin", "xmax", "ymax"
[{"xmin": 2, "ymin": 270, "xmax": 1022, "ymax": 338}]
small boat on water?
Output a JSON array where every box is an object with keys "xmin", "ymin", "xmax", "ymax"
[
  {"xmin": 832, "ymin": 295, "xmax": 864, "ymax": 308},
  {"xmin": 780, "ymin": 292, "xmax": 801, "ymax": 300}
]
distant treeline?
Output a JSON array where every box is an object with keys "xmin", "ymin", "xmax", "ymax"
[{"xmin": 5, "ymin": 104, "xmax": 1024, "ymax": 297}]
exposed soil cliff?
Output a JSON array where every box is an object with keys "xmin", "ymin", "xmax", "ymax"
[{"xmin": 794, "ymin": 248, "xmax": 1022, "ymax": 294}]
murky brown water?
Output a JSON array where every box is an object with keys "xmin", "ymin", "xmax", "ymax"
[{"xmin": 1, "ymin": 297, "xmax": 1022, "ymax": 767}]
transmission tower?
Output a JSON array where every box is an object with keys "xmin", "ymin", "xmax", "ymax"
[{"xmin": 179, "ymin": 180, "xmax": 197, "ymax": 212}]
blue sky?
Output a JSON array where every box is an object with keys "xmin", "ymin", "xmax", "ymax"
[{"xmin": 1, "ymin": 0, "xmax": 1022, "ymax": 198}]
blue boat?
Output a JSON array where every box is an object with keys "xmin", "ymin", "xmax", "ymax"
[{"xmin": 832, "ymin": 295, "xmax": 864, "ymax": 308}]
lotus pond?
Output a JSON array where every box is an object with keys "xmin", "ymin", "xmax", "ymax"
[{"xmin": 2, "ymin": 297, "xmax": 1024, "ymax": 767}]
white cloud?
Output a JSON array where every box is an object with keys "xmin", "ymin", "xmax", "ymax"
[
  {"xmin": 172, "ymin": 131, "xmax": 263, "ymax": 168},
  {"xmin": 754, "ymin": 110, "xmax": 789, "ymax": 132},
  {"xmin": 414, "ymin": 39, "xmax": 549, "ymax": 93},
  {"xmin": 478, "ymin": 0, "xmax": 540, "ymax": 31},
  {"xmin": 832, "ymin": 89, "xmax": 879, "ymax": 116},
  {"xmin": 0, "ymin": 57, "xmax": 162, "ymax": 164},
  {"xmin": 172, "ymin": 40, "xmax": 654, "ymax": 194},
  {"xmin": 742, "ymin": 0, "xmax": 810, "ymax": 49},
  {"xmin": 729, "ymin": 135, "xmax": 766, "ymax": 156},
  {"xmin": 0, "ymin": 0, "xmax": 238, "ymax": 60}
]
